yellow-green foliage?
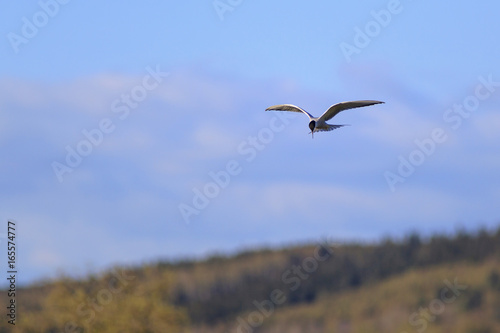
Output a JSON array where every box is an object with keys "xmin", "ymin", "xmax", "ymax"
[
  {"xmin": 243, "ymin": 259, "xmax": 500, "ymax": 333},
  {"xmin": 1, "ymin": 230, "xmax": 500, "ymax": 332},
  {"xmin": 0, "ymin": 268, "xmax": 189, "ymax": 333}
]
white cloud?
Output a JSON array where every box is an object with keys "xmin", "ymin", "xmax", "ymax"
[
  {"xmin": 473, "ymin": 111, "xmax": 500, "ymax": 140},
  {"xmin": 31, "ymin": 249, "xmax": 65, "ymax": 268},
  {"xmin": 155, "ymin": 68, "xmax": 243, "ymax": 114},
  {"xmin": 359, "ymin": 100, "xmax": 440, "ymax": 148},
  {"xmin": 206, "ymin": 180, "xmax": 467, "ymax": 236},
  {"xmin": 192, "ymin": 123, "xmax": 239, "ymax": 158}
]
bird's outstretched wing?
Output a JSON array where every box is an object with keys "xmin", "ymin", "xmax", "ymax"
[
  {"xmin": 265, "ymin": 104, "xmax": 314, "ymax": 119},
  {"xmin": 318, "ymin": 100, "xmax": 384, "ymax": 122}
]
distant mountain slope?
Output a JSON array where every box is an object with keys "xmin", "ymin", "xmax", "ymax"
[
  {"xmin": 0, "ymin": 227, "xmax": 499, "ymax": 332},
  {"xmin": 221, "ymin": 260, "xmax": 500, "ymax": 333},
  {"xmin": 168, "ymin": 228, "xmax": 500, "ymax": 325}
]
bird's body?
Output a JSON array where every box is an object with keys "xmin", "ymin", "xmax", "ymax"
[{"xmin": 265, "ymin": 100, "xmax": 384, "ymax": 138}]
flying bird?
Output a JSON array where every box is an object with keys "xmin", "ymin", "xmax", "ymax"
[{"xmin": 265, "ymin": 100, "xmax": 384, "ymax": 138}]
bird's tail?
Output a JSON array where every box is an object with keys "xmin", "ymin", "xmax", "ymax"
[{"xmin": 326, "ymin": 124, "xmax": 349, "ymax": 131}]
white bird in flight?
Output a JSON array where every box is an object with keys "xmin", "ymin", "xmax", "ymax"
[{"xmin": 266, "ymin": 100, "xmax": 384, "ymax": 138}]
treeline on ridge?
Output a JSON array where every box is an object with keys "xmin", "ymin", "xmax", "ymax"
[
  {"xmin": 164, "ymin": 227, "xmax": 500, "ymax": 324},
  {"xmin": 2, "ymin": 226, "xmax": 500, "ymax": 332}
]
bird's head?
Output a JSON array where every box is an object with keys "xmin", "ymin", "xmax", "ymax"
[{"xmin": 308, "ymin": 120, "xmax": 316, "ymax": 138}]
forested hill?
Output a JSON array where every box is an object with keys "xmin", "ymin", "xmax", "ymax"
[{"xmin": 2, "ymin": 227, "xmax": 500, "ymax": 332}]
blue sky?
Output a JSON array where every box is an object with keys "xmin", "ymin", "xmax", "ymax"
[{"xmin": 1, "ymin": 1, "xmax": 499, "ymax": 285}]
